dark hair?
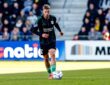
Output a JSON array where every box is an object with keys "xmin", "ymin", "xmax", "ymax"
[{"xmin": 43, "ymin": 4, "xmax": 50, "ymax": 10}]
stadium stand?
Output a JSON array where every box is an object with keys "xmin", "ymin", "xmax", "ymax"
[
  {"xmin": 49, "ymin": 0, "xmax": 87, "ymax": 40},
  {"xmin": 0, "ymin": 0, "xmax": 101, "ymax": 41},
  {"xmin": 0, "ymin": 0, "xmax": 49, "ymax": 41},
  {"xmin": 78, "ymin": 0, "xmax": 110, "ymax": 40}
]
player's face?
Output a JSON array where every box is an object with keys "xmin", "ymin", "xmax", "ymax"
[{"xmin": 43, "ymin": 9, "xmax": 50, "ymax": 19}]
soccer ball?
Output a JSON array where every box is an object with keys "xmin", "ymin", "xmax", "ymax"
[{"xmin": 52, "ymin": 71, "xmax": 63, "ymax": 80}]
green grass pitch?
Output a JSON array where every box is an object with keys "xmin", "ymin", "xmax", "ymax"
[{"xmin": 0, "ymin": 69, "xmax": 110, "ymax": 85}]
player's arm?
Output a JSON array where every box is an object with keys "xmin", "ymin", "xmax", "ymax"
[
  {"xmin": 37, "ymin": 19, "xmax": 49, "ymax": 38},
  {"xmin": 31, "ymin": 18, "xmax": 49, "ymax": 38},
  {"xmin": 31, "ymin": 19, "xmax": 42, "ymax": 36},
  {"xmin": 31, "ymin": 25, "xmax": 41, "ymax": 36},
  {"xmin": 54, "ymin": 17, "xmax": 64, "ymax": 36}
]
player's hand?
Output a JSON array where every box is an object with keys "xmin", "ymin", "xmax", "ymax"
[
  {"xmin": 42, "ymin": 33, "xmax": 49, "ymax": 38},
  {"xmin": 32, "ymin": 33, "xmax": 36, "ymax": 35},
  {"xmin": 60, "ymin": 32, "xmax": 64, "ymax": 36}
]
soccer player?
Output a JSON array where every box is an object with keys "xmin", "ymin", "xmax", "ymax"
[{"xmin": 31, "ymin": 4, "xmax": 63, "ymax": 79}]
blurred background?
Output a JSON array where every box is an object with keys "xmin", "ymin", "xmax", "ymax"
[{"xmin": 0, "ymin": 0, "xmax": 110, "ymax": 41}]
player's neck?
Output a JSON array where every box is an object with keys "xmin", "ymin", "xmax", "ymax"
[{"xmin": 43, "ymin": 15, "xmax": 50, "ymax": 20}]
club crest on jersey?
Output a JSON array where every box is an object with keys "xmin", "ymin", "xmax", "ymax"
[{"xmin": 51, "ymin": 21, "xmax": 54, "ymax": 25}]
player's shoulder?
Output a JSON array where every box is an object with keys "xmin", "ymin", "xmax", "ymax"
[
  {"xmin": 50, "ymin": 15, "xmax": 56, "ymax": 20},
  {"xmin": 37, "ymin": 16, "xmax": 43, "ymax": 24},
  {"xmin": 37, "ymin": 16, "xmax": 42, "ymax": 21}
]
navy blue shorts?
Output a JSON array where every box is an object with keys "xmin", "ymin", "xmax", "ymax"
[{"xmin": 40, "ymin": 42, "xmax": 56, "ymax": 55}]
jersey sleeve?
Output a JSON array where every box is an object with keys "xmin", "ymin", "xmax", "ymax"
[
  {"xmin": 53, "ymin": 16, "xmax": 62, "ymax": 32},
  {"xmin": 31, "ymin": 18, "xmax": 42, "ymax": 36}
]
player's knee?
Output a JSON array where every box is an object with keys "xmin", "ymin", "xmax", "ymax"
[
  {"xmin": 49, "ymin": 49, "xmax": 56, "ymax": 56},
  {"xmin": 51, "ymin": 58, "xmax": 56, "ymax": 64},
  {"xmin": 43, "ymin": 55, "xmax": 49, "ymax": 61}
]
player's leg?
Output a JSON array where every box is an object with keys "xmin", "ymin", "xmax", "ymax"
[
  {"xmin": 41, "ymin": 44, "xmax": 51, "ymax": 74},
  {"xmin": 43, "ymin": 54, "xmax": 51, "ymax": 74},
  {"xmin": 48, "ymin": 48, "xmax": 56, "ymax": 80},
  {"xmin": 43, "ymin": 50, "xmax": 53, "ymax": 80},
  {"xmin": 49, "ymin": 48, "xmax": 56, "ymax": 73}
]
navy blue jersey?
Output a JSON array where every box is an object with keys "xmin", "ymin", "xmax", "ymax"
[{"xmin": 32, "ymin": 15, "xmax": 62, "ymax": 45}]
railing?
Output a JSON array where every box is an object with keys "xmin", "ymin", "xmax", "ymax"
[
  {"xmin": 74, "ymin": 35, "xmax": 107, "ymax": 40},
  {"xmin": 0, "ymin": 35, "xmax": 107, "ymax": 41},
  {"xmin": 0, "ymin": 35, "xmax": 39, "ymax": 41}
]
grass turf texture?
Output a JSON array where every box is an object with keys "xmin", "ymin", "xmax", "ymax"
[{"xmin": 0, "ymin": 69, "xmax": 110, "ymax": 85}]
